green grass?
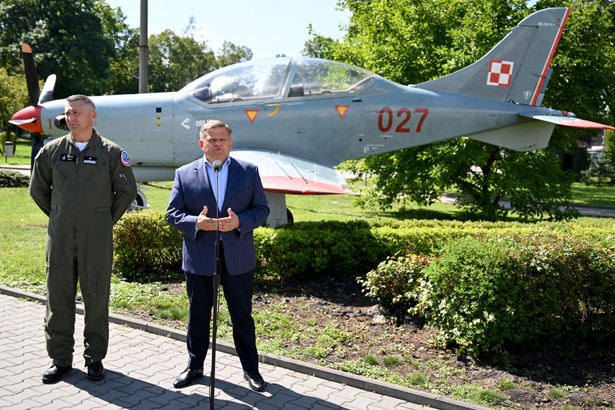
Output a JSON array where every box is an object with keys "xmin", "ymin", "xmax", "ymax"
[
  {"xmin": 2, "ymin": 180, "xmax": 613, "ymax": 301},
  {"xmin": 407, "ymin": 371, "xmax": 429, "ymax": 387},
  {"xmin": 570, "ymin": 182, "xmax": 615, "ymax": 206},
  {"xmin": 498, "ymin": 378, "xmax": 516, "ymax": 390},
  {"xmin": 2, "ymin": 158, "xmax": 614, "ymax": 409},
  {"xmin": 1, "ymin": 138, "xmax": 31, "ymax": 165},
  {"xmin": 0, "ymin": 188, "xmax": 49, "ymax": 294},
  {"xmin": 450, "ymin": 384, "xmax": 507, "ymax": 407}
]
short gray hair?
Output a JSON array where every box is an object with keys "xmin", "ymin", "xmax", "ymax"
[
  {"xmin": 199, "ymin": 119, "xmax": 232, "ymax": 140},
  {"xmin": 66, "ymin": 94, "xmax": 96, "ymax": 111}
]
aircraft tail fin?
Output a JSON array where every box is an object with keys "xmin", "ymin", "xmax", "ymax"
[{"xmin": 416, "ymin": 8, "xmax": 570, "ymax": 106}]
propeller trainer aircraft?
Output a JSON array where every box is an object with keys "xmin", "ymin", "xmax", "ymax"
[{"xmin": 10, "ymin": 7, "xmax": 615, "ymax": 226}]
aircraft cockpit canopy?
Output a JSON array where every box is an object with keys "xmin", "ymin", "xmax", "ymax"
[{"xmin": 182, "ymin": 57, "xmax": 375, "ymax": 103}]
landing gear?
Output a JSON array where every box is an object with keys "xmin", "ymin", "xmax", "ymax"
[
  {"xmin": 130, "ymin": 186, "xmax": 148, "ymax": 210},
  {"xmin": 265, "ymin": 193, "xmax": 292, "ymax": 227}
]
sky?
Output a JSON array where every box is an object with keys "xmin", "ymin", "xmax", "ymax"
[{"xmin": 105, "ymin": 0, "xmax": 351, "ymax": 60}]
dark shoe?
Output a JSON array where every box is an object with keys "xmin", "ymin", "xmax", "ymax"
[
  {"xmin": 42, "ymin": 364, "xmax": 72, "ymax": 384},
  {"xmin": 173, "ymin": 368, "xmax": 203, "ymax": 388},
  {"xmin": 244, "ymin": 371, "xmax": 266, "ymax": 392},
  {"xmin": 87, "ymin": 361, "xmax": 105, "ymax": 381}
]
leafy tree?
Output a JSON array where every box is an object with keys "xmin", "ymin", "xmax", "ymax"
[
  {"xmin": 582, "ymin": 129, "xmax": 615, "ymax": 186},
  {"xmin": 330, "ymin": 0, "xmax": 614, "ymax": 220},
  {"xmin": 0, "ymin": 0, "xmax": 129, "ymax": 97},
  {"xmin": 109, "ymin": 15, "xmax": 250, "ymax": 94},
  {"xmin": 605, "ymin": 130, "xmax": 615, "ymax": 164},
  {"xmin": 107, "ymin": 27, "xmax": 140, "ymax": 95},
  {"xmin": 302, "ymin": 24, "xmax": 338, "ymax": 58},
  {"xmin": 147, "ymin": 30, "xmax": 217, "ymax": 92},
  {"xmin": 0, "ymin": 68, "xmax": 30, "ymax": 129},
  {"xmin": 216, "ymin": 41, "xmax": 253, "ymax": 68},
  {"xmin": 0, "ymin": 68, "xmax": 30, "ymax": 151},
  {"xmin": 0, "ymin": 0, "xmax": 254, "ymax": 97},
  {"xmin": 354, "ymin": 139, "xmax": 578, "ymax": 220}
]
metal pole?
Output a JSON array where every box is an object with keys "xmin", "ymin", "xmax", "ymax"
[{"xmin": 138, "ymin": 0, "xmax": 149, "ymax": 93}]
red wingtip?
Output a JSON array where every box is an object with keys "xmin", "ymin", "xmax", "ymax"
[{"xmin": 262, "ymin": 176, "xmax": 346, "ymax": 195}]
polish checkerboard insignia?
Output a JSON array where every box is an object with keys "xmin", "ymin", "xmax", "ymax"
[{"xmin": 487, "ymin": 60, "xmax": 514, "ymax": 87}]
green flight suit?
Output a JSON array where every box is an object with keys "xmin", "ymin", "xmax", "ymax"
[{"xmin": 30, "ymin": 130, "xmax": 137, "ymax": 367}]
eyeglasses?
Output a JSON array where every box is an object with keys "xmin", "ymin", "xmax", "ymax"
[{"xmin": 205, "ymin": 138, "xmax": 230, "ymax": 145}]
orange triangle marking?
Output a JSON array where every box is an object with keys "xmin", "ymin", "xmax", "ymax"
[
  {"xmin": 245, "ymin": 110, "xmax": 259, "ymax": 123},
  {"xmin": 336, "ymin": 105, "xmax": 349, "ymax": 119}
]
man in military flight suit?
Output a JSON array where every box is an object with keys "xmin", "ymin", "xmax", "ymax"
[{"xmin": 29, "ymin": 94, "xmax": 137, "ymax": 384}]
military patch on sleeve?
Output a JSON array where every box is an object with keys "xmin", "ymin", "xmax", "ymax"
[{"xmin": 120, "ymin": 150, "xmax": 132, "ymax": 167}]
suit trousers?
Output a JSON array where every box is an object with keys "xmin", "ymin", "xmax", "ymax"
[{"xmin": 185, "ymin": 244, "xmax": 259, "ymax": 373}]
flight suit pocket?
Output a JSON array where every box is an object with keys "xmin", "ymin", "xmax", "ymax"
[{"xmin": 114, "ymin": 172, "xmax": 133, "ymax": 194}]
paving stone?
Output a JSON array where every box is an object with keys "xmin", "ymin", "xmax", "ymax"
[{"xmin": 0, "ymin": 289, "xmax": 483, "ymax": 410}]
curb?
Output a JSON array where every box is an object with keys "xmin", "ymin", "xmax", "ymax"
[{"xmin": 0, "ymin": 285, "xmax": 489, "ymax": 410}]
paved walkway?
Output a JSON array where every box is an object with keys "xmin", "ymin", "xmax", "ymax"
[{"xmin": 0, "ymin": 288, "xmax": 487, "ymax": 410}]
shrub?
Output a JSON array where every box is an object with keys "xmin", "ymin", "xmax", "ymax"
[
  {"xmin": 111, "ymin": 210, "xmax": 615, "ymax": 356},
  {"xmin": 420, "ymin": 230, "xmax": 615, "ymax": 356},
  {"xmin": 0, "ymin": 170, "xmax": 29, "ymax": 187},
  {"xmin": 419, "ymin": 237, "xmax": 512, "ymax": 355},
  {"xmin": 358, "ymin": 254, "xmax": 430, "ymax": 314},
  {"xmin": 256, "ymin": 221, "xmax": 385, "ymax": 280},
  {"xmin": 113, "ymin": 209, "xmax": 183, "ymax": 282}
]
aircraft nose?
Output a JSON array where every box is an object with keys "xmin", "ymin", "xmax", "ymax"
[{"xmin": 9, "ymin": 105, "xmax": 43, "ymax": 134}]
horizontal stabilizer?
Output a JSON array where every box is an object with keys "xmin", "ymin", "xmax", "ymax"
[
  {"xmin": 232, "ymin": 150, "xmax": 347, "ymax": 195},
  {"xmin": 469, "ymin": 121, "xmax": 555, "ymax": 151},
  {"xmin": 519, "ymin": 113, "xmax": 615, "ymax": 130}
]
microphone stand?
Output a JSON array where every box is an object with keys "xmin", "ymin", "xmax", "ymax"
[{"xmin": 210, "ymin": 161, "xmax": 222, "ymax": 410}]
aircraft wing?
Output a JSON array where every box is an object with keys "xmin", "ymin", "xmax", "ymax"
[
  {"xmin": 231, "ymin": 150, "xmax": 347, "ymax": 195},
  {"xmin": 519, "ymin": 113, "xmax": 615, "ymax": 130}
]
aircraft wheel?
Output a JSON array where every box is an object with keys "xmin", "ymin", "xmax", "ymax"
[{"xmin": 131, "ymin": 188, "xmax": 148, "ymax": 210}]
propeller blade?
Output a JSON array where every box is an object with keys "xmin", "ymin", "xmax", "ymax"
[
  {"xmin": 21, "ymin": 44, "xmax": 40, "ymax": 106},
  {"xmin": 38, "ymin": 74, "xmax": 57, "ymax": 105},
  {"xmin": 8, "ymin": 117, "xmax": 37, "ymax": 126}
]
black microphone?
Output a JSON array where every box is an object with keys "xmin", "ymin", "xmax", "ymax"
[{"xmin": 212, "ymin": 160, "xmax": 222, "ymax": 172}]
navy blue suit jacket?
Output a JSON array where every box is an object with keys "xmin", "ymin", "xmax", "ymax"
[{"xmin": 166, "ymin": 156, "xmax": 270, "ymax": 276}]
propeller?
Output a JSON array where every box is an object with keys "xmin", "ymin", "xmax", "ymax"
[
  {"xmin": 39, "ymin": 74, "xmax": 57, "ymax": 106},
  {"xmin": 9, "ymin": 43, "xmax": 57, "ymax": 169},
  {"xmin": 21, "ymin": 44, "xmax": 40, "ymax": 106}
]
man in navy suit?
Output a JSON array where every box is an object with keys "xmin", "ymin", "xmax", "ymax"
[{"xmin": 166, "ymin": 119, "xmax": 270, "ymax": 391}]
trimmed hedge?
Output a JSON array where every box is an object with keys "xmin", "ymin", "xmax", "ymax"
[
  {"xmin": 112, "ymin": 210, "xmax": 615, "ymax": 356},
  {"xmin": 0, "ymin": 170, "xmax": 30, "ymax": 187},
  {"xmin": 113, "ymin": 209, "xmax": 183, "ymax": 282},
  {"xmin": 256, "ymin": 221, "xmax": 386, "ymax": 279}
]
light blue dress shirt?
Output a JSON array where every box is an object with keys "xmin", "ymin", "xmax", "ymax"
[{"xmin": 204, "ymin": 156, "xmax": 231, "ymax": 212}]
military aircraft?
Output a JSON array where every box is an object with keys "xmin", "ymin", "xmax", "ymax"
[{"xmin": 10, "ymin": 7, "xmax": 615, "ymax": 226}]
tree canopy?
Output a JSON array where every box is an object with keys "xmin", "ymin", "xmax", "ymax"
[
  {"xmin": 1, "ymin": 0, "xmax": 613, "ymax": 220},
  {"xmin": 0, "ymin": 0, "xmax": 253, "ymax": 99},
  {"xmin": 0, "ymin": 0, "xmax": 124, "ymax": 97},
  {"xmin": 318, "ymin": 0, "xmax": 615, "ymax": 220}
]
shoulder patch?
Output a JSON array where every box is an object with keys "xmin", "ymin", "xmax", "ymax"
[{"xmin": 120, "ymin": 150, "xmax": 132, "ymax": 167}]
